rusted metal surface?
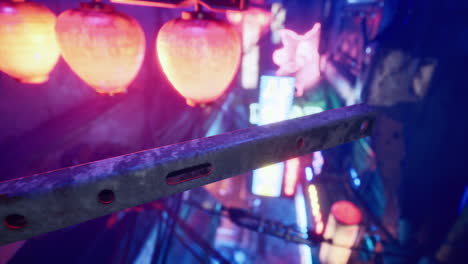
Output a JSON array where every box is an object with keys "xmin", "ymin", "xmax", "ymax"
[{"xmin": 0, "ymin": 104, "xmax": 377, "ymax": 245}]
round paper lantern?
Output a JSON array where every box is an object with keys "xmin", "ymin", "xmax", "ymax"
[
  {"xmin": 55, "ymin": 2, "xmax": 145, "ymax": 95},
  {"xmin": 156, "ymin": 11, "xmax": 241, "ymax": 106},
  {"xmin": 0, "ymin": 0, "xmax": 60, "ymax": 84}
]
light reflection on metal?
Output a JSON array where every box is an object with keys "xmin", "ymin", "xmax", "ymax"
[
  {"xmin": 251, "ymin": 104, "xmax": 325, "ymax": 125},
  {"xmin": 251, "ymin": 75, "xmax": 295, "ymax": 197}
]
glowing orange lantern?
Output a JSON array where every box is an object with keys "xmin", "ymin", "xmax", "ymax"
[
  {"xmin": 0, "ymin": 0, "xmax": 60, "ymax": 84},
  {"xmin": 55, "ymin": 1, "xmax": 145, "ymax": 95},
  {"xmin": 156, "ymin": 11, "xmax": 241, "ymax": 106}
]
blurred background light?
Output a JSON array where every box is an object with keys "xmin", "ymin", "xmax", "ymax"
[{"xmin": 251, "ymin": 75, "xmax": 295, "ymax": 197}]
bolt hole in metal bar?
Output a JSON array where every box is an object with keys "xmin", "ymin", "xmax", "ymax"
[
  {"xmin": 296, "ymin": 137, "xmax": 305, "ymax": 150},
  {"xmin": 166, "ymin": 163, "xmax": 213, "ymax": 185},
  {"xmin": 98, "ymin": 190, "xmax": 115, "ymax": 204},
  {"xmin": 4, "ymin": 214, "xmax": 27, "ymax": 230},
  {"xmin": 0, "ymin": 104, "xmax": 377, "ymax": 245}
]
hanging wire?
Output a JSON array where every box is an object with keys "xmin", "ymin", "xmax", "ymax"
[
  {"xmin": 158, "ymin": 194, "xmax": 184, "ymax": 264},
  {"xmin": 181, "ymin": 200, "xmax": 410, "ymax": 258},
  {"xmin": 111, "ymin": 0, "xmax": 243, "ymax": 13}
]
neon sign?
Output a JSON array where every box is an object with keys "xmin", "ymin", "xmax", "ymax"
[
  {"xmin": 272, "ymin": 23, "xmax": 321, "ymax": 96},
  {"xmin": 251, "ymin": 75, "xmax": 295, "ymax": 197}
]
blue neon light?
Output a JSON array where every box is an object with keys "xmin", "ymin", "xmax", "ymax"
[
  {"xmin": 349, "ymin": 168, "xmax": 361, "ymax": 187},
  {"xmin": 305, "ymin": 167, "xmax": 314, "ymax": 181}
]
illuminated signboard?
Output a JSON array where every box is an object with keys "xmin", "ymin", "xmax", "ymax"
[
  {"xmin": 251, "ymin": 75, "xmax": 295, "ymax": 197},
  {"xmin": 284, "ymin": 158, "xmax": 300, "ymax": 196}
]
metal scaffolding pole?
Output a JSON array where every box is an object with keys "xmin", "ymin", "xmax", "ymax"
[{"xmin": 0, "ymin": 104, "xmax": 377, "ymax": 245}]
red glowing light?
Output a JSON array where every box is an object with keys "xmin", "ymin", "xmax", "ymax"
[
  {"xmin": 331, "ymin": 200, "xmax": 362, "ymax": 225},
  {"xmin": 272, "ymin": 23, "xmax": 321, "ymax": 96},
  {"xmin": 284, "ymin": 158, "xmax": 300, "ymax": 196},
  {"xmin": 0, "ymin": 0, "xmax": 60, "ymax": 84},
  {"xmin": 55, "ymin": 2, "xmax": 145, "ymax": 95},
  {"xmin": 156, "ymin": 12, "xmax": 241, "ymax": 105}
]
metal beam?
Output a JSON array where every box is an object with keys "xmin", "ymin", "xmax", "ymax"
[{"xmin": 0, "ymin": 104, "xmax": 377, "ymax": 245}]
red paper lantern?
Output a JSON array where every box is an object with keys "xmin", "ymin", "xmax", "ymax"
[
  {"xmin": 156, "ymin": 12, "xmax": 241, "ymax": 106},
  {"xmin": 55, "ymin": 2, "xmax": 145, "ymax": 95},
  {"xmin": 330, "ymin": 200, "xmax": 362, "ymax": 225},
  {"xmin": 0, "ymin": 0, "xmax": 60, "ymax": 84}
]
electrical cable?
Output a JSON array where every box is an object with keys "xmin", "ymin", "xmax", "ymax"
[
  {"xmin": 182, "ymin": 200, "xmax": 410, "ymax": 258},
  {"xmin": 151, "ymin": 201, "xmax": 172, "ymax": 263},
  {"xmin": 159, "ymin": 194, "xmax": 184, "ymax": 264},
  {"xmin": 174, "ymin": 229, "xmax": 206, "ymax": 264}
]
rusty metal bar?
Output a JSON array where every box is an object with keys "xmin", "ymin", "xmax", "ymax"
[{"xmin": 0, "ymin": 104, "xmax": 377, "ymax": 245}]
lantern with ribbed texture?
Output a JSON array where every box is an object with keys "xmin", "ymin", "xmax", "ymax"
[
  {"xmin": 0, "ymin": 0, "xmax": 60, "ymax": 84},
  {"xmin": 156, "ymin": 11, "xmax": 241, "ymax": 106},
  {"xmin": 55, "ymin": 2, "xmax": 145, "ymax": 94}
]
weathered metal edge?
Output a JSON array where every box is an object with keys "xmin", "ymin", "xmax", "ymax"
[{"xmin": 0, "ymin": 104, "xmax": 377, "ymax": 245}]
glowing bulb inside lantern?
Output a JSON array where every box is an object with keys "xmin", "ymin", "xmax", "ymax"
[
  {"xmin": 156, "ymin": 11, "xmax": 241, "ymax": 105},
  {"xmin": 0, "ymin": 0, "xmax": 60, "ymax": 84},
  {"xmin": 55, "ymin": 2, "xmax": 145, "ymax": 95}
]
